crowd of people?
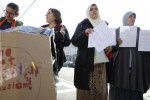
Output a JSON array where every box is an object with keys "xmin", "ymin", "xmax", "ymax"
[{"xmin": 0, "ymin": 2, "xmax": 150, "ymax": 100}]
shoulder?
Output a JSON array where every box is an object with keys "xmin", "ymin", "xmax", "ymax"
[
  {"xmin": 41, "ymin": 24, "xmax": 49, "ymax": 28},
  {"xmin": 137, "ymin": 26, "xmax": 140, "ymax": 30},
  {"xmin": 16, "ymin": 20, "xmax": 23, "ymax": 26},
  {"xmin": 136, "ymin": 26, "xmax": 141, "ymax": 34},
  {"xmin": 80, "ymin": 18, "xmax": 90, "ymax": 25},
  {"xmin": 0, "ymin": 17, "xmax": 23, "ymax": 26},
  {"xmin": 78, "ymin": 18, "xmax": 92, "ymax": 28}
]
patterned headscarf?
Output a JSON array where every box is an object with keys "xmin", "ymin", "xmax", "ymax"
[{"xmin": 122, "ymin": 11, "xmax": 136, "ymax": 26}]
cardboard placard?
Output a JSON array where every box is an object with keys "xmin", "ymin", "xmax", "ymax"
[{"xmin": 0, "ymin": 31, "xmax": 56, "ymax": 100}]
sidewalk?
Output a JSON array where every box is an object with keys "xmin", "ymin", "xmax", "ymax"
[
  {"xmin": 57, "ymin": 67, "xmax": 150, "ymax": 100},
  {"xmin": 144, "ymin": 89, "xmax": 150, "ymax": 100}
]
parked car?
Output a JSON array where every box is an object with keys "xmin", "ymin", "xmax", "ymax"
[{"xmin": 63, "ymin": 61, "xmax": 75, "ymax": 68}]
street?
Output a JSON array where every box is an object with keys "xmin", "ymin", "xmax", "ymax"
[
  {"xmin": 56, "ymin": 67, "xmax": 76, "ymax": 100},
  {"xmin": 56, "ymin": 67, "xmax": 150, "ymax": 100}
]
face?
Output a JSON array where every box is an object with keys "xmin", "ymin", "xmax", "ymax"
[
  {"xmin": 46, "ymin": 10, "xmax": 55, "ymax": 24},
  {"xmin": 5, "ymin": 6, "xmax": 16, "ymax": 22},
  {"xmin": 127, "ymin": 14, "xmax": 136, "ymax": 26},
  {"xmin": 89, "ymin": 5, "xmax": 98, "ymax": 20}
]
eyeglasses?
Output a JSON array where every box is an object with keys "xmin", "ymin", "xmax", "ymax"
[{"xmin": 5, "ymin": 10, "xmax": 15, "ymax": 16}]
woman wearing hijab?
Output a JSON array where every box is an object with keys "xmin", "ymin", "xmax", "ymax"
[
  {"xmin": 71, "ymin": 4, "xmax": 108, "ymax": 100},
  {"xmin": 109, "ymin": 11, "xmax": 150, "ymax": 100}
]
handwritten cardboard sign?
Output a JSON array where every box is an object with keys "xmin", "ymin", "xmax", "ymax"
[{"xmin": 0, "ymin": 31, "xmax": 56, "ymax": 100}]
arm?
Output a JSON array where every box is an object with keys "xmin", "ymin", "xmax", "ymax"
[
  {"xmin": 71, "ymin": 23, "xmax": 89, "ymax": 48},
  {"xmin": 54, "ymin": 25, "xmax": 71, "ymax": 48},
  {"xmin": 62, "ymin": 26, "xmax": 71, "ymax": 46},
  {"xmin": 112, "ymin": 28, "xmax": 121, "ymax": 52}
]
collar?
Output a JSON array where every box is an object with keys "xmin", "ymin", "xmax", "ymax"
[{"xmin": 0, "ymin": 18, "xmax": 16, "ymax": 28}]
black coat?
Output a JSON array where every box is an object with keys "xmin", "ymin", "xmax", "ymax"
[
  {"xmin": 112, "ymin": 27, "xmax": 150, "ymax": 93},
  {"xmin": 71, "ymin": 19, "xmax": 95, "ymax": 90},
  {"xmin": 42, "ymin": 24, "xmax": 71, "ymax": 69}
]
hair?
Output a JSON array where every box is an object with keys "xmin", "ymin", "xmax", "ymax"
[
  {"xmin": 7, "ymin": 2, "xmax": 19, "ymax": 15},
  {"xmin": 49, "ymin": 8, "xmax": 62, "ymax": 24},
  {"xmin": 91, "ymin": 4, "xmax": 97, "ymax": 8}
]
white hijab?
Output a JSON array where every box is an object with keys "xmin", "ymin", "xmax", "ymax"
[
  {"xmin": 86, "ymin": 4, "xmax": 109, "ymax": 64},
  {"xmin": 86, "ymin": 4, "xmax": 101, "ymax": 27}
]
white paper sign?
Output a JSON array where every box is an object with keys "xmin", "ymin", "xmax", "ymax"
[
  {"xmin": 109, "ymin": 28, "xmax": 116, "ymax": 45},
  {"xmin": 88, "ymin": 20, "xmax": 115, "ymax": 52},
  {"xmin": 119, "ymin": 26, "xmax": 137, "ymax": 47},
  {"xmin": 138, "ymin": 30, "xmax": 150, "ymax": 51}
]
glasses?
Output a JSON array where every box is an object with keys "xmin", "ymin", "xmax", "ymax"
[{"xmin": 5, "ymin": 10, "xmax": 15, "ymax": 16}]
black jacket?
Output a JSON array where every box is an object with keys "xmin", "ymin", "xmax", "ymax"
[
  {"xmin": 42, "ymin": 24, "xmax": 71, "ymax": 69},
  {"xmin": 71, "ymin": 18, "xmax": 95, "ymax": 90},
  {"xmin": 112, "ymin": 27, "xmax": 150, "ymax": 93}
]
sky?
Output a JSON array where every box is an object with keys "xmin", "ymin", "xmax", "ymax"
[{"xmin": 0, "ymin": 0, "xmax": 150, "ymax": 37}]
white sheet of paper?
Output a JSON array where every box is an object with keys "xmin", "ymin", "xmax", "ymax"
[
  {"xmin": 88, "ymin": 20, "xmax": 115, "ymax": 52},
  {"xmin": 138, "ymin": 30, "xmax": 150, "ymax": 51},
  {"xmin": 109, "ymin": 28, "xmax": 116, "ymax": 45},
  {"xmin": 119, "ymin": 26, "xmax": 137, "ymax": 47}
]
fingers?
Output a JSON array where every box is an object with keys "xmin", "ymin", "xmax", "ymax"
[
  {"xmin": 60, "ymin": 26, "xmax": 65, "ymax": 35},
  {"xmin": 85, "ymin": 28, "xmax": 94, "ymax": 36},
  {"xmin": 105, "ymin": 46, "xmax": 112, "ymax": 53},
  {"xmin": 117, "ymin": 38, "xmax": 123, "ymax": 45}
]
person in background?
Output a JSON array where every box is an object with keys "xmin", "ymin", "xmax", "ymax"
[
  {"xmin": 0, "ymin": 2, "xmax": 23, "ymax": 30},
  {"xmin": 109, "ymin": 11, "xmax": 150, "ymax": 100},
  {"xmin": 41, "ymin": 8, "xmax": 71, "ymax": 82},
  {"xmin": 71, "ymin": 3, "xmax": 109, "ymax": 100}
]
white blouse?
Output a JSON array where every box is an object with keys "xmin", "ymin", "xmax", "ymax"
[{"xmin": 94, "ymin": 48, "xmax": 109, "ymax": 64}]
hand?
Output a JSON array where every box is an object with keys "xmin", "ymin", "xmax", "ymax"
[
  {"xmin": 117, "ymin": 38, "xmax": 122, "ymax": 45},
  {"xmin": 105, "ymin": 46, "xmax": 112, "ymax": 54},
  {"xmin": 85, "ymin": 28, "xmax": 94, "ymax": 36},
  {"xmin": 60, "ymin": 25, "xmax": 65, "ymax": 36}
]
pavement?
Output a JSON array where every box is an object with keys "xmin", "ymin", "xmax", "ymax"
[
  {"xmin": 56, "ymin": 67, "xmax": 76, "ymax": 100},
  {"xmin": 56, "ymin": 79, "xmax": 76, "ymax": 100},
  {"xmin": 56, "ymin": 67, "xmax": 150, "ymax": 100},
  {"xmin": 144, "ymin": 89, "xmax": 150, "ymax": 100}
]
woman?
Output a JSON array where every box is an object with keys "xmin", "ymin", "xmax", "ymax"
[
  {"xmin": 71, "ymin": 4, "xmax": 109, "ymax": 100},
  {"xmin": 41, "ymin": 8, "xmax": 71, "ymax": 80},
  {"xmin": 109, "ymin": 11, "xmax": 150, "ymax": 100},
  {"xmin": 0, "ymin": 2, "xmax": 23, "ymax": 30}
]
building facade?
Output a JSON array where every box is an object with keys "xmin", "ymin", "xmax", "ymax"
[{"xmin": 63, "ymin": 43, "xmax": 77, "ymax": 62}]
